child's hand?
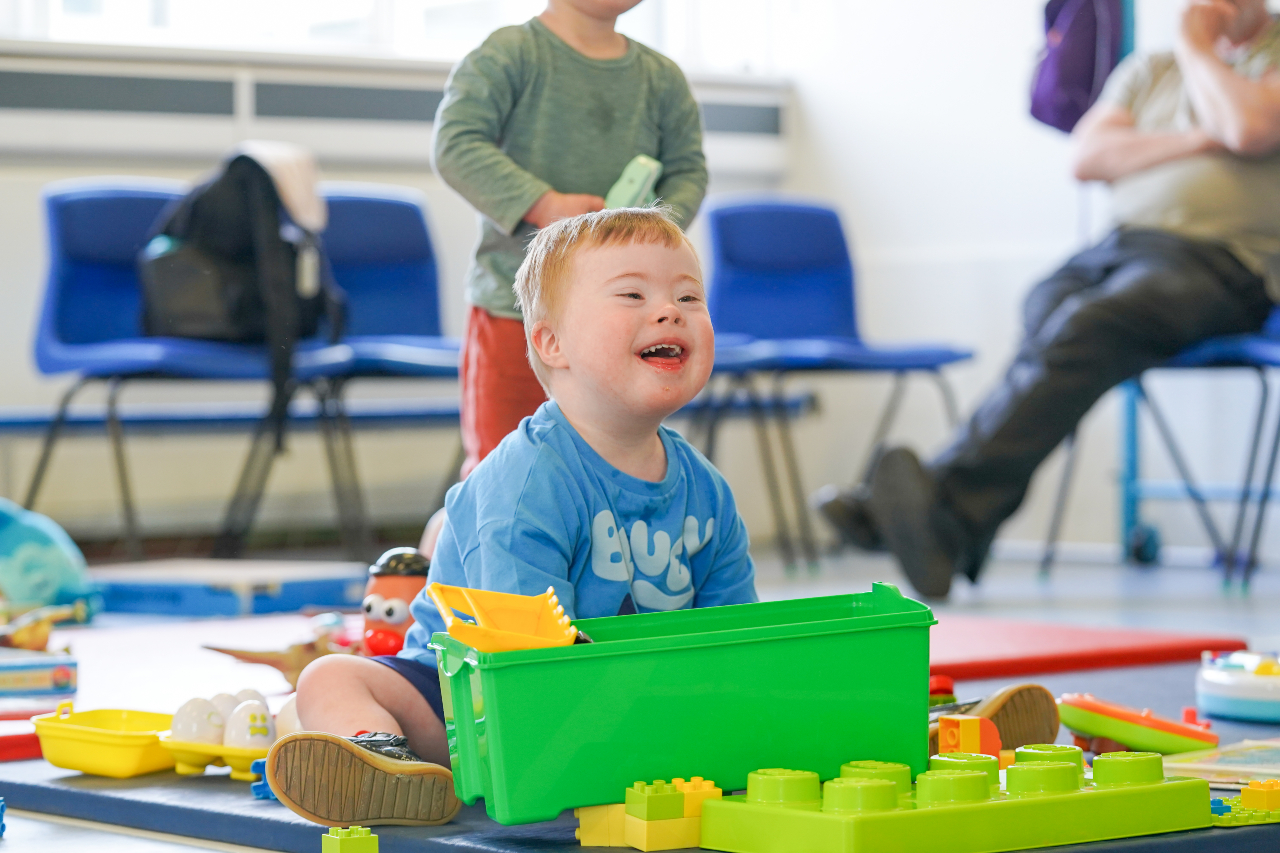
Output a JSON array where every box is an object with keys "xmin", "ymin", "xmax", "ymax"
[{"xmin": 524, "ymin": 190, "xmax": 606, "ymax": 228}]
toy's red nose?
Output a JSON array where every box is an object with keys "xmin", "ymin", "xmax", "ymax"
[{"xmin": 364, "ymin": 629, "xmax": 404, "ymax": 656}]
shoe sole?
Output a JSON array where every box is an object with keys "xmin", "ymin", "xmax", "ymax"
[
  {"xmin": 928, "ymin": 684, "xmax": 1060, "ymax": 755},
  {"xmin": 266, "ymin": 732, "xmax": 462, "ymax": 827},
  {"xmin": 869, "ymin": 449, "xmax": 953, "ymax": 598}
]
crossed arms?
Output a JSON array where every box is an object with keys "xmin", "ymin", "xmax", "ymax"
[{"xmin": 1073, "ymin": 0, "xmax": 1280, "ymax": 182}]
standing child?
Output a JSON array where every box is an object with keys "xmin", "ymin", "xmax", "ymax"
[{"xmin": 434, "ymin": 0, "xmax": 708, "ymax": 477}]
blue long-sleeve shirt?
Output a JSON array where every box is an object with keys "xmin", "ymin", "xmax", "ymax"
[{"xmin": 400, "ymin": 402, "xmax": 757, "ymax": 665}]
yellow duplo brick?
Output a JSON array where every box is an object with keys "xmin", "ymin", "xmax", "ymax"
[
  {"xmin": 1241, "ymin": 780, "xmax": 1280, "ymax": 812},
  {"xmin": 623, "ymin": 814, "xmax": 700, "ymax": 851},
  {"xmin": 574, "ymin": 804, "xmax": 628, "ymax": 846},
  {"xmin": 672, "ymin": 777, "xmax": 722, "ymax": 817}
]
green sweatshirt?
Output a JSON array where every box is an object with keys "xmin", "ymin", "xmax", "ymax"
[{"xmin": 432, "ymin": 17, "xmax": 708, "ymax": 319}]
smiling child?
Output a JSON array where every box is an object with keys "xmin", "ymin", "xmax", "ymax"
[{"xmin": 265, "ymin": 207, "xmax": 758, "ymax": 828}]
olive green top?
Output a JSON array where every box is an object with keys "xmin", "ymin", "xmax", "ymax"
[
  {"xmin": 1098, "ymin": 20, "xmax": 1280, "ymax": 297},
  {"xmin": 432, "ymin": 18, "xmax": 708, "ymax": 319}
]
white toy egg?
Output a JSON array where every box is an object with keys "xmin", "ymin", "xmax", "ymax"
[
  {"xmin": 210, "ymin": 693, "xmax": 239, "ymax": 721},
  {"xmin": 275, "ymin": 693, "xmax": 303, "ymax": 739},
  {"xmin": 235, "ymin": 688, "xmax": 267, "ymax": 706},
  {"xmin": 224, "ymin": 700, "xmax": 276, "ymax": 750},
  {"xmin": 172, "ymin": 697, "xmax": 225, "ymax": 745}
]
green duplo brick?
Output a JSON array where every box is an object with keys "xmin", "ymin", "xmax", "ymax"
[
  {"xmin": 701, "ymin": 761, "xmax": 1213, "ymax": 853},
  {"xmin": 625, "ymin": 780, "xmax": 684, "ymax": 820},
  {"xmin": 321, "ymin": 826, "xmax": 378, "ymax": 853}
]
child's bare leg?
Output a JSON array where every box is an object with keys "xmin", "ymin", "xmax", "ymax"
[{"xmin": 296, "ymin": 654, "xmax": 448, "ymax": 765}]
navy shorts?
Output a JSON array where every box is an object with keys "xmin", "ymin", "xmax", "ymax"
[{"xmin": 372, "ymin": 655, "xmax": 445, "ymax": 723}]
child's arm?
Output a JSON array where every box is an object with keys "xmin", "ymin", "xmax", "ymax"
[
  {"xmin": 653, "ymin": 72, "xmax": 709, "ymax": 230},
  {"xmin": 433, "ymin": 41, "xmax": 560, "ymax": 236}
]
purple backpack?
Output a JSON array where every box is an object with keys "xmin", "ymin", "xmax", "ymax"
[{"xmin": 1030, "ymin": 0, "xmax": 1124, "ymax": 133}]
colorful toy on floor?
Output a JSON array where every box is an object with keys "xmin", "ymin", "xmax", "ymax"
[
  {"xmin": 322, "ymin": 825, "xmax": 378, "ymax": 853},
  {"xmin": 361, "ymin": 548, "xmax": 429, "ymax": 657},
  {"xmin": 205, "ymin": 614, "xmax": 357, "ymax": 688},
  {"xmin": 250, "ymin": 757, "xmax": 277, "ymax": 800},
  {"xmin": 0, "ymin": 498, "xmax": 99, "ymax": 613},
  {"xmin": 1197, "ymin": 650, "xmax": 1280, "ymax": 723},
  {"xmin": 618, "ymin": 777, "xmax": 716, "ymax": 851},
  {"xmin": 1209, "ymin": 780, "xmax": 1280, "ymax": 827},
  {"xmin": 0, "ymin": 600, "xmax": 88, "ymax": 651},
  {"xmin": 0, "ymin": 795, "xmax": 5, "ymax": 838},
  {"xmin": 928, "ymin": 674, "xmax": 956, "ymax": 707},
  {"xmin": 162, "ymin": 690, "xmax": 279, "ymax": 780},
  {"xmin": 0, "ymin": 647, "xmax": 76, "ymax": 698},
  {"xmin": 32, "ymin": 701, "xmax": 175, "ymax": 778},
  {"xmin": 1057, "ymin": 692, "xmax": 1217, "ymax": 754},
  {"xmin": 576, "ymin": 803, "xmax": 628, "ymax": 846},
  {"xmin": 937, "ymin": 715, "xmax": 1002, "ymax": 757},
  {"xmin": 428, "ymin": 581, "xmax": 583, "ymax": 653},
  {"xmin": 700, "ymin": 750, "xmax": 1211, "ymax": 853}
]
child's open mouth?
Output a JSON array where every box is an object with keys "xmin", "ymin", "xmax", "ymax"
[{"xmin": 638, "ymin": 342, "xmax": 687, "ymax": 368}]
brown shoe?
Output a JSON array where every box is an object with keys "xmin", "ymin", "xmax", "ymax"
[
  {"xmin": 266, "ymin": 732, "xmax": 462, "ymax": 827},
  {"xmin": 928, "ymin": 684, "xmax": 1060, "ymax": 755}
]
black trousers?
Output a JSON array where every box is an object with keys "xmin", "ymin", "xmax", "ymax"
[{"xmin": 931, "ymin": 228, "xmax": 1274, "ymax": 572}]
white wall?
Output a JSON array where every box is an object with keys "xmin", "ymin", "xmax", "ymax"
[{"xmin": 3, "ymin": 0, "xmax": 1278, "ymax": 563}]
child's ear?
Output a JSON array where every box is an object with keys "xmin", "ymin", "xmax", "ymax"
[{"xmin": 530, "ymin": 320, "xmax": 570, "ymax": 370}]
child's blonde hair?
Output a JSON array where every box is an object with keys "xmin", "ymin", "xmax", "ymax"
[{"xmin": 513, "ymin": 207, "xmax": 698, "ymax": 392}]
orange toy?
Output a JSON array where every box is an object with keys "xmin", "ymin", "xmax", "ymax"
[
  {"xmin": 427, "ymin": 582, "xmax": 581, "ymax": 653},
  {"xmin": 361, "ymin": 548, "xmax": 429, "ymax": 657},
  {"xmin": 938, "ymin": 714, "xmax": 1002, "ymax": 758}
]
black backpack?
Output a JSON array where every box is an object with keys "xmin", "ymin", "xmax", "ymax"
[{"xmin": 138, "ymin": 154, "xmax": 345, "ymax": 447}]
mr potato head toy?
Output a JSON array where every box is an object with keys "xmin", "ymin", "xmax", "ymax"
[{"xmin": 361, "ymin": 547, "xmax": 429, "ymax": 656}]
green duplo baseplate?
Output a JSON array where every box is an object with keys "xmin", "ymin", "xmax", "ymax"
[{"xmin": 700, "ymin": 750, "xmax": 1212, "ymax": 853}]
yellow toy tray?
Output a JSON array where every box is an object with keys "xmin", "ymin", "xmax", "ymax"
[
  {"xmin": 33, "ymin": 701, "xmax": 175, "ymax": 779},
  {"xmin": 160, "ymin": 736, "xmax": 270, "ymax": 781},
  {"xmin": 428, "ymin": 582, "xmax": 579, "ymax": 653}
]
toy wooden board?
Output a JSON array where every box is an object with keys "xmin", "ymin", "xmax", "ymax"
[{"xmin": 931, "ymin": 615, "xmax": 1246, "ymax": 679}]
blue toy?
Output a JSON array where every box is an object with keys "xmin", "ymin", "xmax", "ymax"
[
  {"xmin": 0, "ymin": 498, "xmax": 98, "ymax": 613},
  {"xmin": 1197, "ymin": 651, "xmax": 1280, "ymax": 723},
  {"xmin": 250, "ymin": 758, "xmax": 277, "ymax": 800}
]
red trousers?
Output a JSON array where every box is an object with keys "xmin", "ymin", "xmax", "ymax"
[{"xmin": 459, "ymin": 306, "xmax": 547, "ymax": 478}]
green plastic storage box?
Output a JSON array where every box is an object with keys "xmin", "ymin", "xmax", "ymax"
[{"xmin": 430, "ymin": 582, "xmax": 935, "ymax": 825}]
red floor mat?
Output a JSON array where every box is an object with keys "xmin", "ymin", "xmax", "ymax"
[{"xmin": 930, "ymin": 615, "xmax": 1247, "ymax": 679}]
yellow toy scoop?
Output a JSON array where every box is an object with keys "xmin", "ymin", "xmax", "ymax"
[{"xmin": 427, "ymin": 582, "xmax": 589, "ymax": 653}]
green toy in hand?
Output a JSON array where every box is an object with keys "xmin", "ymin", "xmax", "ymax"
[{"xmin": 605, "ymin": 155, "xmax": 663, "ymax": 209}]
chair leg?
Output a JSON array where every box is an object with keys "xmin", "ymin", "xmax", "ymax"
[
  {"xmin": 742, "ymin": 375, "xmax": 796, "ymax": 573},
  {"xmin": 1224, "ymin": 368, "xmax": 1269, "ymax": 584},
  {"xmin": 105, "ymin": 377, "xmax": 143, "ymax": 561},
  {"xmin": 1242, "ymin": 391, "xmax": 1280, "ymax": 589},
  {"xmin": 682, "ymin": 385, "xmax": 716, "ymax": 452},
  {"xmin": 24, "ymin": 376, "xmax": 91, "ymax": 510},
  {"xmin": 1040, "ymin": 431, "xmax": 1078, "ymax": 578},
  {"xmin": 857, "ymin": 372, "xmax": 908, "ymax": 484},
  {"xmin": 1137, "ymin": 379, "xmax": 1230, "ymax": 561},
  {"xmin": 771, "ymin": 373, "xmax": 819, "ymax": 571},
  {"xmin": 930, "ymin": 370, "xmax": 963, "ymax": 428},
  {"xmin": 317, "ymin": 379, "xmax": 373, "ymax": 561},
  {"xmin": 702, "ymin": 375, "xmax": 733, "ymax": 464},
  {"xmin": 212, "ymin": 402, "xmax": 288, "ymax": 559}
]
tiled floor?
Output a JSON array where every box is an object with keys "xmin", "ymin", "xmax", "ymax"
[{"xmin": 17, "ymin": 549, "xmax": 1280, "ymax": 851}]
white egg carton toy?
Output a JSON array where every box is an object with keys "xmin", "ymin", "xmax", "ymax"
[
  {"xmin": 161, "ymin": 688, "xmax": 278, "ymax": 781},
  {"xmin": 1197, "ymin": 651, "xmax": 1280, "ymax": 723}
]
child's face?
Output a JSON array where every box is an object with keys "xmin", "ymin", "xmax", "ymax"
[{"xmin": 545, "ymin": 239, "xmax": 713, "ymax": 424}]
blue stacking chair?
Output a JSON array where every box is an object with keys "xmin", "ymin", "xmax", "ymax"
[
  {"xmin": 320, "ymin": 183, "xmax": 463, "ymax": 518},
  {"xmin": 26, "ymin": 177, "xmax": 357, "ymax": 558},
  {"xmin": 700, "ymin": 199, "xmax": 974, "ymax": 569},
  {"xmin": 1044, "ymin": 309, "xmax": 1280, "ymax": 588}
]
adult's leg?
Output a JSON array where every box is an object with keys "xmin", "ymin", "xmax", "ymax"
[
  {"xmin": 458, "ymin": 306, "xmax": 547, "ymax": 479},
  {"xmin": 934, "ymin": 231, "xmax": 1272, "ymax": 569}
]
